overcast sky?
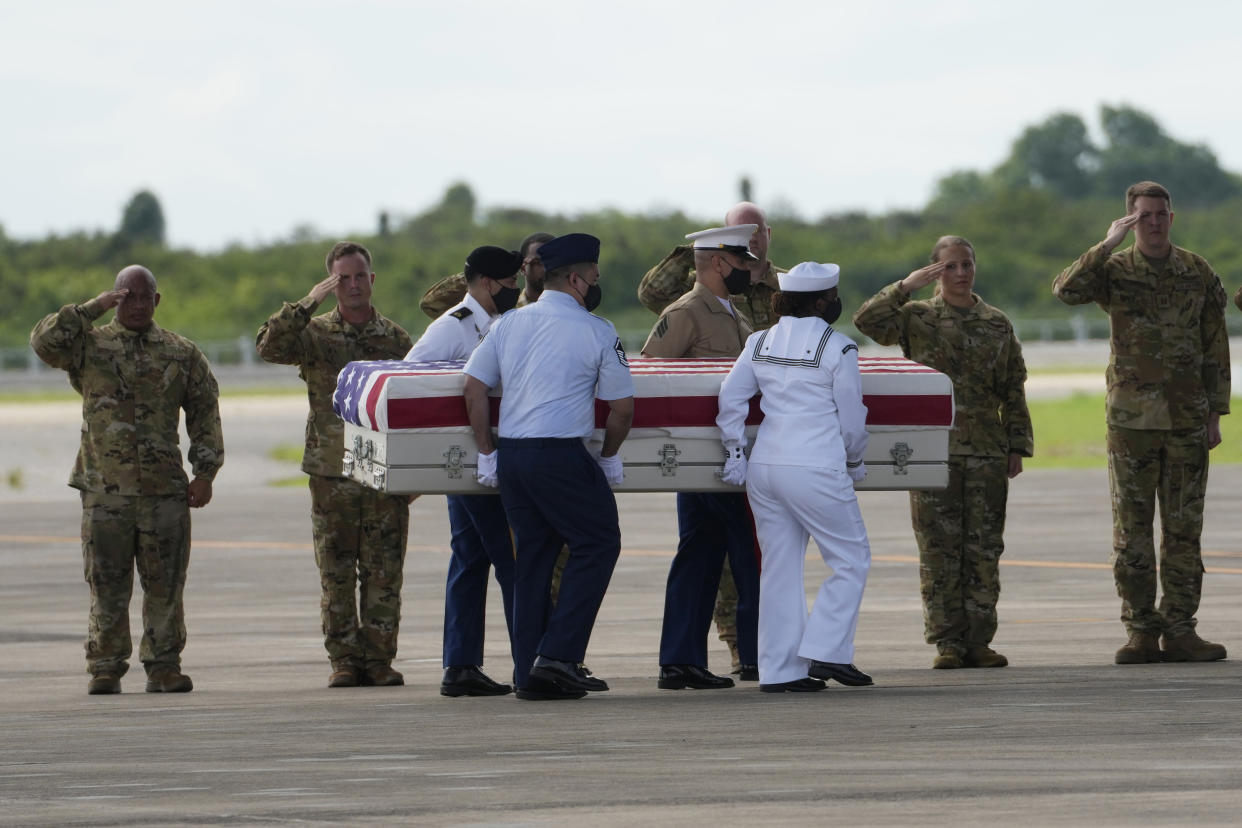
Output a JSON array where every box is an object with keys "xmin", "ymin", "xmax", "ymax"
[{"xmin": 4, "ymin": 0, "xmax": 1241, "ymax": 250}]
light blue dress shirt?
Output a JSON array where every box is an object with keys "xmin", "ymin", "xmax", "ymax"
[{"xmin": 464, "ymin": 290, "xmax": 634, "ymax": 439}]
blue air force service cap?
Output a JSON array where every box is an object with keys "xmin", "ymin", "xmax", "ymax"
[
  {"xmin": 778, "ymin": 261, "xmax": 840, "ymax": 292},
  {"xmin": 465, "ymin": 245, "xmax": 522, "ymax": 280},
  {"xmin": 538, "ymin": 233, "xmax": 601, "ymax": 271},
  {"xmin": 685, "ymin": 225, "xmax": 760, "ymax": 261}
]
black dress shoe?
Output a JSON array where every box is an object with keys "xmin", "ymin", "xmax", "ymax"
[
  {"xmin": 759, "ymin": 677, "xmax": 827, "ymax": 693},
  {"xmin": 441, "ymin": 665, "xmax": 513, "ymax": 697},
  {"xmin": 515, "ymin": 676, "xmax": 588, "ymax": 701},
  {"xmin": 657, "ymin": 664, "xmax": 735, "ymax": 690},
  {"xmin": 808, "ymin": 660, "xmax": 874, "ymax": 686},
  {"xmin": 530, "ymin": 656, "xmax": 609, "ymax": 692},
  {"xmin": 734, "ymin": 664, "xmax": 759, "ymax": 682}
]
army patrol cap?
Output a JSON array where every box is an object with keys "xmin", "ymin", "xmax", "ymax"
[
  {"xmin": 685, "ymin": 225, "xmax": 759, "ymax": 262},
  {"xmin": 465, "ymin": 245, "xmax": 522, "ymax": 281},
  {"xmin": 778, "ymin": 261, "xmax": 840, "ymax": 292},
  {"xmin": 538, "ymin": 233, "xmax": 601, "ymax": 271}
]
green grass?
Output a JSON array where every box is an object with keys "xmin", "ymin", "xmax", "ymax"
[
  {"xmin": 1027, "ymin": 393, "xmax": 1242, "ymax": 469},
  {"xmin": 268, "ymin": 443, "xmax": 304, "ymax": 464},
  {"xmin": 267, "ymin": 444, "xmax": 309, "ymax": 487}
]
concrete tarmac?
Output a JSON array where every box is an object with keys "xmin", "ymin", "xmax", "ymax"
[{"xmin": 2, "ymin": 397, "xmax": 1242, "ymax": 826}]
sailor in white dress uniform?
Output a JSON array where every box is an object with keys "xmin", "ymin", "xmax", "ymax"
[{"xmin": 716, "ymin": 262, "xmax": 874, "ymax": 692}]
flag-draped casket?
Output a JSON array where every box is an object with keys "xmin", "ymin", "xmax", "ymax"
[{"xmin": 334, "ymin": 356, "xmax": 954, "ymax": 493}]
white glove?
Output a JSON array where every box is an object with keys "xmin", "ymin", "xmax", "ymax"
[
  {"xmin": 720, "ymin": 445, "xmax": 747, "ymax": 486},
  {"xmin": 476, "ymin": 450, "xmax": 499, "ymax": 488},
  {"xmin": 596, "ymin": 453, "xmax": 624, "ymax": 487},
  {"xmin": 847, "ymin": 461, "xmax": 867, "ymax": 483}
]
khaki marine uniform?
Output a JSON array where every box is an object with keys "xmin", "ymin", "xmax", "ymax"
[
  {"xmin": 30, "ymin": 297, "xmax": 223, "ymax": 679},
  {"xmin": 639, "ymin": 250, "xmax": 782, "ymax": 663},
  {"xmin": 1053, "ymin": 242, "xmax": 1230, "ymax": 637},
  {"xmin": 643, "ymin": 281, "xmax": 759, "ymax": 671},
  {"xmin": 256, "ymin": 295, "xmax": 413, "ymax": 671},
  {"xmin": 854, "ymin": 283, "xmax": 1033, "ymax": 657}
]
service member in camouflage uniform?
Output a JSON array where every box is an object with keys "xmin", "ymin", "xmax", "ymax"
[
  {"xmin": 30, "ymin": 265, "xmax": 223, "ymax": 695},
  {"xmin": 855, "ymin": 236, "xmax": 1032, "ymax": 670},
  {"xmin": 419, "ymin": 232, "xmax": 554, "ymax": 320},
  {"xmin": 256, "ymin": 241, "xmax": 414, "ymax": 688},
  {"xmin": 637, "ymin": 202, "xmax": 784, "ymax": 674},
  {"xmin": 1053, "ymin": 181, "xmax": 1230, "ymax": 665}
]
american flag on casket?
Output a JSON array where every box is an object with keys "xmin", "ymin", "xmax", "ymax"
[{"xmin": 335, "ymin": 356, "xmax": 954, "ymax": 494}]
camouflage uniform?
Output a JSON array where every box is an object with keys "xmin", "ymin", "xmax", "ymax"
[
  {"xmin": 1233, "ymin": 284, "xmax": 1242, "ymax": 312},
  {"xmin": 854, "ymin": 283, "xmax": 1033, "ymax": 657},
  {"xmin": 420, "ymin": 273, "xmax": 536, "ymax": 320},
  {"xmin": 1053, "ymin": 242, "xmax": 1230, "ymax": 638},
  {"xmin": 638, "ymin": 247, "xmax": 785, "ymax": 663},
  {"xmin": 30, "ymin": 297, "xmax": 223, "ymax": 679},
  {"xmin": 256, "ymin": 295, "xmax": 413, "ymax": 671}
]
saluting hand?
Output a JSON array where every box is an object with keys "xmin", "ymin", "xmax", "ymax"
[
  {"xmin": 309, "ymin": 273, "xmax": 341, "ymax": 304},
  {"xmin": 93, "ymin": 288, "xmax": 129, "ymax": 311},
  {"xmin": 1102, "ymin": 213, "xmax": 1141, "ymax": 252},
  {"xmin": 900, "ymin": 262, "xmax": 946, "ymax": 295}
]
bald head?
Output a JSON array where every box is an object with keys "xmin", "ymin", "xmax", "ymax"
[
  {"xmin": 115, "ymin": 265, "xmax": 156, "ymax": 293},
  {"xmin": 724, "ymin": 202, "xmax": 771, "ymax": 266},
  {"xmin": 113, "ymin": 265, "xmax": 160, "ymax": 331}
]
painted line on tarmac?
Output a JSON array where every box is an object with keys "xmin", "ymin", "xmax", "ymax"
[{"xmin": 7, "ymin": 534, "xmax": 1242, "ymax": 575}]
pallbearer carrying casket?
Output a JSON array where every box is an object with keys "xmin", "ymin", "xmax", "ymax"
[
  {"xmin": 641, "ymin": 224, "xmax": 763, "ymax": 690},
  {"xmin": 462, "ymin": 233, "xmax": 635, "ymax": 701},
  {"xmin": 406, "ymin": 245, "xmax": 524, "ymax": 697},
  {"xmin": 717, "ymin": 262, "xmax": 874, "ymax": 693}
]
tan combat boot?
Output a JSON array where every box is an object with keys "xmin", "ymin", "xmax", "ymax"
[
  {"xmin": 1114, "ymin": 632, "xmax": 1161, "ymax": 664},
  {"xmin": 965, "ymin": 646, "xmax": 1009, "ymax": 668},
  {"xmin": 1161, "ymin": 631, "xmax": 1227, "ymax": 663},
  {"xmin": 932, "ymin": 652, "xmax": 965, "ymax": 669},
  {"xmin": 145, "ymin": 669, "xmax": 193, "ymax": 693},
  {"xmin": 87, "ymin": 674, "xmax": 121, "ymax": 695},
  {"xmin": 362, "ymin": 664, "xmax": 405, "ymax": 686}
]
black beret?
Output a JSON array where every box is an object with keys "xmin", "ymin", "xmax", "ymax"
[{"xmin": 465, "ymin": 245, "xmax": 522, "ymax": 280}]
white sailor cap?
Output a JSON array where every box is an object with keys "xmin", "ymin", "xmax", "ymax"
[
  {"xmin": 778, "ymin": 262, "xmax": 840, "ymax": 292},
  {"xmin": 684, "ymin": 225, "xmax": 759, "ymax": 261}
]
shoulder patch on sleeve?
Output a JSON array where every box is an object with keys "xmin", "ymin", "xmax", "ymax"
[
  {"xmin": 654, "ymin": 316, "xmax": 669, "ymax": 339},
  {"xmin": 615, "ymin": 337, "xmax": 630, "ymax": 367},
  {"xmin": 841, "ymin": 343, "xmax": 858, "ymax": 355},
  {"xmin": 450, "ymin": 307, "xmax": 472, "ymax": 320}
]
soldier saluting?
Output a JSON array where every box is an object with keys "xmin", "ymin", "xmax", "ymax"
[
  {"xmin": 31, "ymin": 265, "xmax": 223, "ymax": 695},
  {"xmin": 1053, "ymin": 181, "xmax": 1230, "ymax": 665}
]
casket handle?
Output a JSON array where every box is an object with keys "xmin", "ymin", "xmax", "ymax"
[
  {"xmin": 890, "ymin": 441, "xmax": 913, "ymax": 475},
  {"xmin": 443, "ymin": 445, "xmax": 466, "ymax": 480},
  {"xmin": 659, "ymin": 443, "xmax": 681, "ymax": 477}
]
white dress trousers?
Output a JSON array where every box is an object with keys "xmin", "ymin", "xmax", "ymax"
[
  {"xmin": 746, "ymin": 463, "xmax": 870, "ymax": 683},
  {"xmin": 717, "ymin": 316, "xmax": 871, "ymax": 685}
]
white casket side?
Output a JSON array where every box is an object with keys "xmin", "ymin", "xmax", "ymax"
[{"xmin": 334, "ymin": 357, "xmax": 954, "ymax": 494}]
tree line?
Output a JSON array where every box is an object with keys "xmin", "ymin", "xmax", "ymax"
[{"xmin": 4, "ymin": 104, "xmax": 1241, "ymax": 351}]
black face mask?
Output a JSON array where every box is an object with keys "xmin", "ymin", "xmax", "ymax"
[
  {"xmin": 583, "ymin": 282, "xmax": 602, "ymax": 312},
  {"xmin": 724, "ymin": 266, "xmax": 751, "ymax": 295},
  {"xmin": 492, "ymin": 284, "xmax": 520, "ymax": 314},
  {"xmin": 821, "ymin": 297, "xmax": 843, "ymax": 324}
]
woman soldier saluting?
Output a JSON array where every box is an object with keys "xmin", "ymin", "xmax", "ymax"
[{"xmin": 853, "ymin": 236, "xmax": 1033, "ymax": 670}]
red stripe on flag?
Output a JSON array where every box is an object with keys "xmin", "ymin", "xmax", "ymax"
[{"xmin": 384, "ymin": 393, "xmax": 951, "ymax": 430}]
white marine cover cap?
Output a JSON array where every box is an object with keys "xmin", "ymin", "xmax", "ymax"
[{"xmin": 684, "ymin": 225, "xmax": 760, "ymax": 261}]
